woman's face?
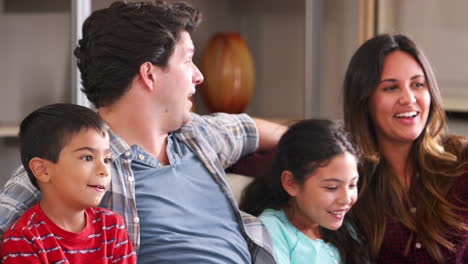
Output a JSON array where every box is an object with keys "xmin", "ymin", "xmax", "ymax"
[{"xmin": 369, "ymin": 50, "xmax": 431, "ymax": 147}]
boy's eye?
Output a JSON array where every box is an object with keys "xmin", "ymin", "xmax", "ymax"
[
  {"xmin": 80, "ymin": 155, "xmax": 92, "ymax": 161},
  {"xmin": 104, "ymin": 158, "xmax": 112, "ymax": 164}
]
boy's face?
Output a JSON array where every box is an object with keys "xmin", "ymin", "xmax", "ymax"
[{"xmin": 44, "ymin": 128, "xmax": 111, "ymax": 210}]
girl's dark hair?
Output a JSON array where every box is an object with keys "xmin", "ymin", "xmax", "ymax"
[
  {"xmin": 240, "ymin": 119, "xmax": 370, "ymax": 264},
  {"xmin": 74, "ymin": 1, "xmax": 202, "ymax": 108},
  {"xmin": 19, "ymin": 103, "xmax": 107, "ymax": 188}
]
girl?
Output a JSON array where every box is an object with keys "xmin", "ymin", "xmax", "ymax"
[{"xmin": 240, "ymin": 119, "xmax": 370, "ymax": 264}]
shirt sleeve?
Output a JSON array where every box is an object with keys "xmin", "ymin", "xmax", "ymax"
[
  {"xmin": 259, "ymin": 212, "xmax": 293, "ymax": 264},
  {"xmin": 111, "ymin": 214, "xmax": 136, "ymax": 264},
  {"xmin": 186, "ymin": 113, "xmax": 259, "ymax": 168},
  {"xmin": 1, "ymin": 229, "xmax": 42, "ymax": 264},
  {"xmin": 0, "ymin": 166, "xmax": 41, "ymax": 238}
]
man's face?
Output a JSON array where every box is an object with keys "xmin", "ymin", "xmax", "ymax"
[{"xmin": 155, "ymin": 31, "xmax": 204, "ymax": 131}]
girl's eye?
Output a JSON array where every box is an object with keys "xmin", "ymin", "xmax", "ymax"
[
  {"xmin": 104, "ymin": 158, "xmax": 112, "ymax": 164},
  {"xmin": 80, "ymin": 155, "xmax": 92, "ymax": 161},
  {"xmin": 325, "ymin": 186, "xmax": 337, "ymax": 191},
  {"xmin": 413, "ymin": 82, "xmax": 425, "ymax": 88},
  {"xmin": 349, "ymin": 184, "xmax": 357, "ymax": 189}
]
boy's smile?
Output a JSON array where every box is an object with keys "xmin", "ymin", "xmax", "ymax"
[{"xmin": 41, "ymin": 128, "xmax": 111, "ymax": 212}]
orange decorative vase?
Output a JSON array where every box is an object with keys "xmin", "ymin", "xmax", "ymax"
[{"xmin": 200, "ymin": 32, "xmax": 255, "ymax": 113}]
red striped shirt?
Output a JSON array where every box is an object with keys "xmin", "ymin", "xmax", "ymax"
[{"xmin": 1, "ymin": 203, "xmax": 136, "ymax": 264}]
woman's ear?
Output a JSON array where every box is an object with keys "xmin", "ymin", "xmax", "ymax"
[
  {"xmin": 281, "ymin": 170, "xmax": 299, "ymax": 197},
  {"xmin": 29, "ymin": 157, "xmax": 51, "ymax": 184},
  {"xmin": 138, "ymin": 61, "xmax": 157, "ymax": 91}
]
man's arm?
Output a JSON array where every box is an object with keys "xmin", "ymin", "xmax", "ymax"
[
  {"xmin": 251, "ymin": 118, "xmax": 287, "ymax": 151},
  {"xmin": 226, "ymin": 118, "xmax": 288, "ymax": 178},
  {"xmin": 0, "ymin": 167, "xmax": 40, "ymax": 238}
]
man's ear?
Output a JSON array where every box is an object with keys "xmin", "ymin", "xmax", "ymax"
[
  {"xmin": 29, "ymin": 157, "xmax": 51, "ymax": 183},
  {"xmin": 281, "ymin": 170, "xmax": 299, "ymax": 197},
  {"xmin": 138, "ymin": 61, "xmax": 157, "ymax": 91}
]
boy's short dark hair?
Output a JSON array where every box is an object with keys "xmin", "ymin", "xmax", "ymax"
[
  {"xmin": 74, "ymin": 0, "xmax": 202, "ymax": 108},
  {"xmin": 19, "ymin": 103, "xmax": 107, "ymax": 188}
]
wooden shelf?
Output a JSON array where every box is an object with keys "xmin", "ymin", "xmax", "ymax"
[{"xmin": 0, "ymin": 125, "xmax": 19, "ymax": 138}]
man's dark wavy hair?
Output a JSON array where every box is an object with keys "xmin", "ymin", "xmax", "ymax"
[{"xmin": 74, "ymin": 1, "xmax": 202, "ymax": 108}]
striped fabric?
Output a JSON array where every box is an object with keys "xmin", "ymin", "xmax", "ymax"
[
  {"xmin": 1, "ymin": 203, "xmax": 136, "ymax": 263},
  {"xmin": 0, "ymin": 113, "xmax": 277, "ymax": 264}
]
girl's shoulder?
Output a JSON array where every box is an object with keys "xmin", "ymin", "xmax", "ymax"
[
  {"xmin": 259, "ymin": 209, "xmax": 301, "ymax": 244},
  {"xmin": 259, "ymin": 209, "xmax": 292, "ymax": 233}
]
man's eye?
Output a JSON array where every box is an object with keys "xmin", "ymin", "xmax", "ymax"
[{"xmin": 80, "ymin": 155, "xmax": 92, "ymax": 161}]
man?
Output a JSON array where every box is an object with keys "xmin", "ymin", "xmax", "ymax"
[{"xmin": 0, "ymin": 1, "xmax": 284, "ymax": 263}]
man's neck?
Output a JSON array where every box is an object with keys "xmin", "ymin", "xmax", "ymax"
[{"xmin": 98, "ymin": 104, "xmax": 169, "ymax": 163}]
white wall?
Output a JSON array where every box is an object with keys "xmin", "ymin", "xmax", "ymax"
[{"xmin": 0, "ymin": 0, "xmax": 70, "ymax": 187}]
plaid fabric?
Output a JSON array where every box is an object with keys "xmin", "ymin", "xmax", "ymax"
[
  {"xmin": 378, "ymin": 171, "xmax": 468, "ymax": 263},
  {"xmin": 0, "ymin": 113, "xmax": 277, "ymax": 264}
]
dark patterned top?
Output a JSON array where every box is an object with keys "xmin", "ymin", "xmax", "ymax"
[{"xmin": 378, "ymin": 171, "xmax": 468, "ymax": 263}]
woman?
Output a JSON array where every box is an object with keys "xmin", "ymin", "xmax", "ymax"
[
  {"xmin": 240, "ymin": 119, "xmax": 371, "ymax": 264},
  {"xmin": 343, "ymin": 33, "xmax": 467, "ymax": 263}
]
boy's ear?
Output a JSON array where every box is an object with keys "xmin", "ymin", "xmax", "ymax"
[
  {"xmin": 281, "ymin": 170, "xmax": 299, "ymax": 197},
  {"xmin": 138, "ymin": 61, "xmax": 157, "ymax": 92},
  {"xmin": 29, "ymin": 157, "xmax": 51, "ymax": 183}
]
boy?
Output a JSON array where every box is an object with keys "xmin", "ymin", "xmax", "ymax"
[{"xmin": 0, "ymin": 103, "xmax": 135, "ymax": 264}]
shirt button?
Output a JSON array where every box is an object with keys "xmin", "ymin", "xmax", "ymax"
[
  {"xmin": 134, "ymin": 217, "xmax": 140, "ymax": 223},
  {"xmin": 410, "ymin": 207, "xmax": 417, "ymax": 214},
  {"xmin": 157, "ymin": 162, "xmax": 164, "ymax": 167},
  {"xmin": 128, "ymin": 176, "xmax": 134, "ymax": 182},
  {"xmin": 124, "ymin": 151, "xmax": 131, "ymax": 157},
  {"xmin": 138, "ymin": 154, "xmax": 145, "ymax": 161},
  {"xmin": 415, "ymin": 242, "xmax": 422, "ymax": 249}
]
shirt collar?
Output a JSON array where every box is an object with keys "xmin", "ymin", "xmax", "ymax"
[{"xmin": 107, "ymin": 126, "xmax": 133, "ymax": 161}]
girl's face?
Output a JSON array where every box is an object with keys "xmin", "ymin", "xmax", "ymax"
[
  {"xmin": 283, "ymin": 152, "xmax": 359, "ymax": 233},
  {"xmin": 369, "ymin": 50, "xmax": 431, "ymax": 147}
]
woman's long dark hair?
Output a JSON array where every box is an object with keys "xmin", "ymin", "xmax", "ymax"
[
  {"xmin": 240, "ymin": 119, "xmax": 371, "ymax": 264},
  {"xmin": 343, "ymin": 33, "xmax": 467, "ymax": 262}
]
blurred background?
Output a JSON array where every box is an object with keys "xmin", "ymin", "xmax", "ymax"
[{"xmin": 1, "ymin": 0, "xmax": 467, "ymax": 187}]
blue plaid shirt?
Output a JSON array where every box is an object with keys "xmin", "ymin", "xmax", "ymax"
[{"xmin": 0, "ymin": 113, "xmax": 276, "ymax": 264}]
